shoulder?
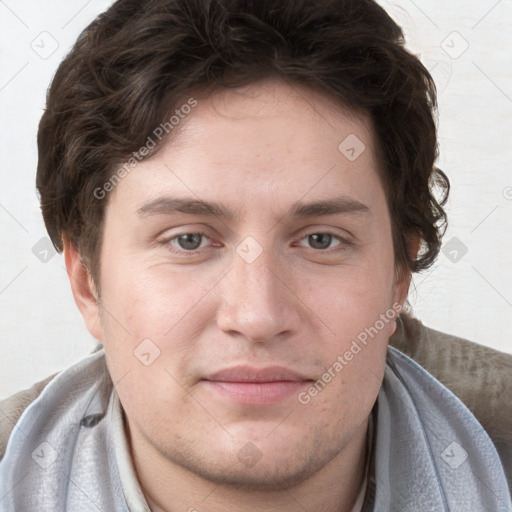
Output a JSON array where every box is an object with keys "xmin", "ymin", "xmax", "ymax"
[
  {"xmin": 0, "ymin": 344, "xmax": 105, "ymax": 461},
  {"xmin": 0, "ymin": 373, "xmax": 57, "ymax": 460},
  {"xmin": 390, "ymin": 312, "xmax": 512, "ymax": 487}
]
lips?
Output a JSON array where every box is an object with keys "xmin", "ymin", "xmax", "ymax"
[
  {"xmin": 205, "ymin": 365, "xmax": 310, "ymax": 383},
  {"xmin": 202, "ymin": 365, "xmax": 312, "ymax": 405}
]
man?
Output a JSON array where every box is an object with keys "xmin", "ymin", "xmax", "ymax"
[{"xmin": 0, "ymin": 0, "xmax": 511, "ymax": 510}]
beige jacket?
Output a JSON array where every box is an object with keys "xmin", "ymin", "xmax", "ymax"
[{"xmin": 1, "ymin": 313, "xmax": 511, "ymax": 488}]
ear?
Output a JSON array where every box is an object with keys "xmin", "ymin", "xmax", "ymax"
[
  {"xmin": 63, "ymin": 235, "xmax": 103, "ymax": 342},
  {"xmin": 391, "ymin": 235, "xmax": 421, "ymax": 330}
]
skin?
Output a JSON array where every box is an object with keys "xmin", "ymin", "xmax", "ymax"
[{"xmin": 66, "ymin": 78, "xmax": 411, "ymax": 512}]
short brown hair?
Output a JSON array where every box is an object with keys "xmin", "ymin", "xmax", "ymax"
[{"xmin": 36, "ymin": 0, "xmax": 449, "ymax": 288}]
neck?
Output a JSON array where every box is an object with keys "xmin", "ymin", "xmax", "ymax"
[{"xmin": 128, "ymin": 417, "xmax": 370, "ymax": 512}]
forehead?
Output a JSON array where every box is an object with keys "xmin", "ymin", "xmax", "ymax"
[
  {"xmin": 106, "ymin": 78, "xmax": 384, "ymax": 216},
  {"xmin": 172, "ymin": 78, "xmax": 375, "ymax": 156}
]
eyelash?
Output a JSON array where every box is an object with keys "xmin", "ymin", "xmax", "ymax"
[{"xmin": 160, "ymin": 231, "xmax": 350, "ymax": 256}]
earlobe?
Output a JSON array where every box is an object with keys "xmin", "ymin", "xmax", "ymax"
[
  {"xmin": 393, "ymin": 273, "xmax": 410, "ymax": 311},
  {"xmin": 63, "ymin": 236, "xmax": 103, "ymax": 341},
  {"xmin": 407, "ymin": 235, "xmax": 421, "ymax": 266},
  {"xmin": 392, "ymin": 235, "xmax": 421, "ymax": 315}
]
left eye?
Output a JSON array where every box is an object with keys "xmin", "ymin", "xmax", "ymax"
[
  {"xmin": 298, "ymin": 233, "xmax": 342, "ymax": 250},
  {"xmin": 170, "ymin": 233, "xmax": 210, "ymax": 251}
]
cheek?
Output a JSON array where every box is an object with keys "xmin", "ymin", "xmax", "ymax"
[
  {"xmin": 97, "ymin": 258, "xmax": 215, "ymax": 405},
  {"xmin": 99, "ymin": 273, "xmax": 201, "ymax": 433},
  {"xmin": 299, "ymin": 254, "xmax": 396, "ymax": 404},
  {"xmin": 100, "ymin": 254, "xmax": 214, "ymax": 338},
  {"xmin": 308, "ymin": 261, "xmax": 396, "ymax": 337},
  {"xmin": 300, "ymin": 282, "xmax": 393, "ymax": 422}
]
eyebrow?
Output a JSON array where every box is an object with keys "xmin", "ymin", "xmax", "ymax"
[{"xmin": 136, "ymin": 194, "xmax": 370, "ymax": 220}]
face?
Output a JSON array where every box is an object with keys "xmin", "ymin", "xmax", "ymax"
[{"xmin": 83, "ymin": 79, "xmax": 407, "ymax": 490}]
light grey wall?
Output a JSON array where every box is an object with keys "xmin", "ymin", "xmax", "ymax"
[{"xmin": 1, "ymin": 0, "xmax": 511, "ymax": 398}]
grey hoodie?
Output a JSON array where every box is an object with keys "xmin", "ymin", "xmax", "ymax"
[{"xmin": 0, "ymin": 343, "xmax": 510, "ymax": 511}]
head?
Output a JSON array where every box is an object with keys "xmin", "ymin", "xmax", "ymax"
[{"xmin": 36, "ymin": 0, "xmax": 449, "ymax": 493}]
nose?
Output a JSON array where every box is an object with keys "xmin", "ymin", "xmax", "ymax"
[{"xmin": 216, "ymin": 244, "xmax": 301, "ymax": 343}]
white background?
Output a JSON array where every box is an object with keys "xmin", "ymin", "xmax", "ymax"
[{"xmin": 1, "ymin": 0, "xmax": 511, "ymax": 398}]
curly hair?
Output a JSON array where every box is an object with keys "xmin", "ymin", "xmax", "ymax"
[{"xmin": 36, "ymin": 0, "xmax": 449, "ymax": 288}]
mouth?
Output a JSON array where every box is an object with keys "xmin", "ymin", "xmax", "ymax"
[{"xmin": 202, "ymin": 365, "xmax": 313, "ymax": 405}]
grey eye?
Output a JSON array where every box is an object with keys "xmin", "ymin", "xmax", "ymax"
[
  {"xmin": 307, "ymin": 233, "xmax": 333, "ymax": 250},
  {"xmin": 177, "ymin": 233, "xmax": 203, "ymax": 250}
]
